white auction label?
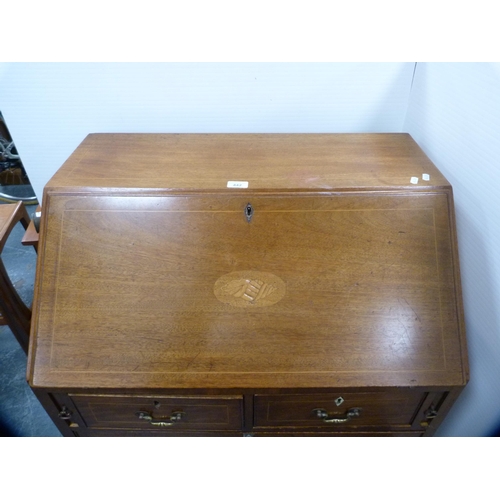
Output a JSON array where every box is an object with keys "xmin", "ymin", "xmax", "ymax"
[
  {"xmin": 410, "ymin": 177, "xmax": 419, "ymax": 184},
  {"xmin": 227, "ymin": 181, "xmax": 249, "ymax": 188},
  {"xmin": 422, "ymin": 173, "xmax": 430, "ymax": 181}
]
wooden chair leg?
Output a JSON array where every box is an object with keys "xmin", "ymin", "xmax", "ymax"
[
  {"xmin": 0, "ymin": 259, "xmax": 31, "ymax": 353},
  {"xmin": 0, "ymin": 201, "xmax": 34, "ymax": 354}
]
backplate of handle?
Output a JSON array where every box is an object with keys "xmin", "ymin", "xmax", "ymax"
[
  {"xmin": 312, "ymin": 407, "xmax": 362, "ymax": 423},
  {"xmin": 135, "ymin": 410, "xmax": 185, "ymax": 427}
]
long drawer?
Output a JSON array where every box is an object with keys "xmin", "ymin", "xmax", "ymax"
[
  {"xmin": 254, "ymin": 390, "xmax": 436, "ymax": 431},
  {"xmin": 68, "ymin": 395, "xmax": 244, "ymax": 431}
]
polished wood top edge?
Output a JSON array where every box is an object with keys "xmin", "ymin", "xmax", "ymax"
[
  {"xmin": 84, "ymin": 132, "xmax": 411, "ymax": 137},
  {"xmin": 29, "ymin": 379, "xmax": 468, "ymax": 391},
  {"xmin": 43, "ymin": 186, "xmax": 453, "ymax": 197},
  {"xmin": 61, "ymin": 132, "xmax": 423, "ymax": 149},
  {"xmin": 46, "ymin": 133, "xmax": 451, "ymax": 191},
  {"xmin": 30, "ymin": 365, "xmax": 467, "ymax": 390},
  {"xmin": 30, "ymin": 386, "xmax": 465, "ymax": 395}
]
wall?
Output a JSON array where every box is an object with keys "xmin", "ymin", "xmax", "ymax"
[
  {"xmin": 405, "ymin": 63, "xmax": 500, "ymax": 436},
  {"xmin": 0, "ymin": 63, "xmax": 414, "ymax": 200}
]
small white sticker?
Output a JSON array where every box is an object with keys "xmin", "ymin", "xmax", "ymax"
[
  {"xmin": 227, "ymin": 181, "xmax": 248, "ymax": 188},
  {"xmin": 35, "ymin": 212, "xmax": 42, "ymax": 217},
  {"xmin": 410, "ymin": 177, "xmax": 419, "ymax": 184},
  {"xmin": 422, "ymin": 173, "xmax": 430, "ymax": 181}
]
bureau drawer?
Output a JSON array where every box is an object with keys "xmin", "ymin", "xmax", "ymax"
[
  {"xmin": 70, "ymin": 395, "xmax": 243, "ymax": 430},
  {"xmin": 73, "ymin": 429, "xmax": 244, "ymax": 437},
  {"xmin": 254, "ymin": 391, "xmax": 428, "ymax": 430}
]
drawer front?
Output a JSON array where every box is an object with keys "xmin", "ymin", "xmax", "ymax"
[
  {"xmin": 254, "ymin": 391, "xmax": 427, "ymax": 430},
  {"xmin": 70, "ymin": 395, "xmax": 243, "ymax": 431},
  {"xmin": 73, "ymin": 429, "xmax": 244, "ymax": 437},
  {"xmin": 253, "ymin": 431, "xmax": 424, "ymax": 437}
]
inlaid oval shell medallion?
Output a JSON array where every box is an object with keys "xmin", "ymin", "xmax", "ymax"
[{"xmin": 214, "ymin": 271, "xmax": 286, "ymax": 308}]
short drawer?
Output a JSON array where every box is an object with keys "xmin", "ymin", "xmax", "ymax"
[
  {"xmin": 252, "ymin": 431, "xmax": 424, "ymax": 437},
  {"xmin": 73, "ymin": 429, "xmax": 244, "ymax": 437},
  {"xmin": 70, "ymin": 395, "xmax": 243, "ymax": 431},
  {"xmin": 254, "ymin": 391, "xmax": 428, "ymax": 430}
]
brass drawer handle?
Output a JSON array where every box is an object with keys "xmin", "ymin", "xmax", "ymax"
[
  {"xmin": 312, "ymin": 407, "xmax": 362, "ymax": 423},
  {"xmin": 135, "ymin": 410, "xmax": 185, "ymax": 427}
]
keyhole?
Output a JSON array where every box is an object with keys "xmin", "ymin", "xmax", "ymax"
[
  {"xmin": 153, "ymin": 400, "xmax": 161, "ymax": 409},
  {"xmin": 245, "ymin": 203, "xmax": 253, "ymax": 222}
]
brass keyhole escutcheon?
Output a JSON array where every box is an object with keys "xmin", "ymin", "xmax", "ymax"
[{"xmin": 245, "ymin": 203, "xmax": 253, "ymax": 222}]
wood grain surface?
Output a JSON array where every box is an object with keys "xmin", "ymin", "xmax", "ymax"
[
  {"xmin": 29, "ymin": 191, "xmax": 466, "ymax": 389},
  {"xmin": 45, "ymin": 133, "xmax": 450, "ymax": 192},
  {"xmin": 27, "ymin": 133, "xmax": 469, "ymax": 436}
]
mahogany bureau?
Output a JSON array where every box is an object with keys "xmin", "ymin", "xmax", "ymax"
[{"xmin": 27, "ymin": 133, "xmax": 469, "ymax": 436}]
